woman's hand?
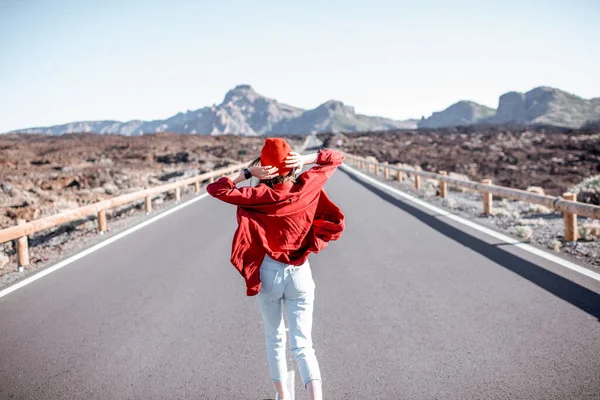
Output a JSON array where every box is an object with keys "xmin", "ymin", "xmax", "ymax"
[
  {"xmin": 285, "ymin": 152, "xmax": 317, "ymax": 169},
  {"xmin": 249, "ymin": 165, "xmax": 279, "ymax": 180},
  {"xmin": 285, "ymin": 152, "xmax": 305, "ymax": 169}
]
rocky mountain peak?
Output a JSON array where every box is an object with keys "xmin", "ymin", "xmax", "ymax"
[
  {"xmin": 222, "ymin": 84, "xmax": 259, "ymax": 105},
  {"xmin": 527, "ymin": 86, "xmax": 559, "ymax": 95},
  {"xmin": 322, "ymin": 99, "xmax": 344, "ymax": 108},
  {"xmin": 418, "ymin": 86, "xmax": 600, "ymax": 129},
  {"xmin": 489, "ymin": 86, "xmax": 600, "ymax": 127},
  {"xmin": 418, "ymin": 100, "xmax": 495, "ymax": 128},
  {"xmin": 318, "ymin": 100, "xmax": 355, "ymax": 114}
]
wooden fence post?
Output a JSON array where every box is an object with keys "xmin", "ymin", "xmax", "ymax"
[
  {"xmin": 194, "ymin": 181, "xmax": 200, "ymax": 194},
  {"xmin": 482, "ymin": 179, "xmax": 493, "ymax": 215},
  {"xmin": 374, "ymin": 159, "xmax": 379, "ymax": 175},
  {"xmin": 383, "ymin": 162, "xmax": 389, "ymax": 179},
  {"xmin": 16, "ymin": 219, "xmax": 29, "ymax": 271},
  {"xmin": 563, "ymin": 192, "xmax": 578, "ymax": 241},
  {"xmin": 396, "ymin": 164, "xmax": 403, "ymax": 182},
  {"xmin": 209, "ymin": 176, "xmax": 214, "ymax": 183},
  {"xmin": 415, "ymin": 175, "xmax": 421, "ymax": 190},
  {"xmin": 145, "ymin": 196, "xmax": 152, "ymax": 214},
  {"xmin": 175, "ymin": 187, "xmax": 181, "ymax": 202},
  {"xmin": 439, "ymin": 171, "xmax": 448, "ymax": 198},
  {"xmin": 98, "ymin": 210, "xmax": 107, "ymax": 234}
]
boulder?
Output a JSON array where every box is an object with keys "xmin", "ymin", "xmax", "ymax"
[{"xmin": 102, "ymin": 182, "xmax": 119, "ymax": 195}]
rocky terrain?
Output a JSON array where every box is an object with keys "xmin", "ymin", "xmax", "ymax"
[
  {"xmin": 419, "ymin": 87, "xmax": 600, "ymax": 129},
  {"xmin": 321, "ymin": 125, "xmax": 600, "ymax": 199},
  {"xmin": 7, "ymin": 85, "xmax": 417, "ymax": 136},
  {"xmin": 2, "ymin": 128, "xmax": 599, "ymax": 280},
  {"xmin": 324, "ymin": 125, "xmax": 600, "ymax": 267},
  {"xmin": 0, "ymin": 132, "xmax": 306, "ymax": 279},
  {"xmin": 0, "ymin": 133, "xmax": 304, "ymax": 230}
]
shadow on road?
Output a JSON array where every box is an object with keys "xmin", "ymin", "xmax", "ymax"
[{"xmin": 343, "ymin": 170, "xmax": 600, "ymax": 321}]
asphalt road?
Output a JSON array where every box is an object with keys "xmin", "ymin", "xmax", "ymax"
[{"xmin": 1, "ymin": 163, "xmax": 599, "ymax": 399}]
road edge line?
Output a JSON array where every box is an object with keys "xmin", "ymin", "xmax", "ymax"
[
  {"xmin": 340, "ymin": 163, "xmax": 600, "ymax": 284},
  {"xmin": 287, "ymin": 370, "xmax": 295, "ymax": 400},
  {"xmin": 0, "ymin": 193, "xmax": 211, "ymax": 299}
]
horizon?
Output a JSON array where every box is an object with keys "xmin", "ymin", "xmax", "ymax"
[
  {"xmin": 2, "ymin": 83, "xmax": 596, "ymax": 132},
  {"xmin": 1, "ymin": 0, "xmax": 599, "ymax": 132}
]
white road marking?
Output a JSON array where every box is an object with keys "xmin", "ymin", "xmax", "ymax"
[
  {"xmin": 341, "ymin": 164, "xmax": 600, "ymax": 283},
  {"xmin": 287, "ymin": 370, "xmax": 296, "ymax": 400},
  {"xmin": 0, "ymin": 193, "xmax": 211, "ymax": 299}
]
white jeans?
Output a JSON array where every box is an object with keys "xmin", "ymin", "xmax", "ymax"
[{"xmin": 256, "ymin": 254, "xmax": 322, "ymax": 387}]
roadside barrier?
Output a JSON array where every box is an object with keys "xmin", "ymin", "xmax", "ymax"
[
  {"xmin": 1, "ymin": 136, "xmax": 315, "ymax": 272},
  {"xmin": 343, "ymin": 153, "xmax": 600, "ymax": 242},
  {"xmin": 0, "ymin": 162, "xmax": 248, "ymax": 270}
]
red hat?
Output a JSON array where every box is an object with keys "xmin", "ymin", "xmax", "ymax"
[{"xmin": 260, "ymin": 138, "xmax": 293, "ymax": 176}]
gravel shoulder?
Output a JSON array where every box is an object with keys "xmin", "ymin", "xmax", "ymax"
[{"xmin": 348, "ymin": 163, "xmax": 600, "ymax": 271}]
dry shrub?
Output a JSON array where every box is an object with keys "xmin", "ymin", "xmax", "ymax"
[
  {"xmin": 579, "ymin": 222, "xmax": 600, "ymax": 240},
  {"xmin": 514, "ymin": 225, "xmax": 533, "ymax": 241},
  {"xmin": 526, "ymin": 186, "xmax": 546, "ymax": 196},
  {"xmin": 546, "ymin": 239, "xmax": 562, "ymax": 251},
  {"xmin": 528, "ymin": 204, "xmax": 552, "ymax": 214},
  {"xmin": 569, "ymin": 175, "xmax": 600, "ymax": 205}
]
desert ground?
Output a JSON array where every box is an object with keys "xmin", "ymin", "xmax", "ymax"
[
  {"xmin": 1, "ymin": 128, "xmax": 599, "ymax": 279},
  {"xmin": 0, "ymin": 133, "xmax": 304, "ymax": 229},
  {"xmin": 319, "ymin": 125, "xmax": 600, "ymax": 199}
]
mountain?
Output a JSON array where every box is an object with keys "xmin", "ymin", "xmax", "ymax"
[
  {"xmin": 418, "ymin": 101, "xmax": 496, "ymax": 128},
  {"xmin": 418, "ymin": 87, "xmax": 600, "ymax": 129},
  {"xmin": 271, "ymin": 100, "xmax": 417, "ymax": 134},
  {"xmin": 11, "ymin": 85, "xmax": 596, "ymax": 134},
  {"xmin": 7, "ymin": 85, "xmax": 417, "ymax": 136},
  {"xmin": 489, "ymin": 87, "xmax": 600, "ymax": 128}
]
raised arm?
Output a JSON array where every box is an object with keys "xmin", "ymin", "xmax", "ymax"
[
  {"xmin": 206, "ymin": 165, "xmax": 279, "ymax": 206},
  {"xmin": 286, "ymin": 149, "xmax": 344, "ymax": 189}
]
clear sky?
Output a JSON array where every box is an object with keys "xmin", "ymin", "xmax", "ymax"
[{"xmin": 1, "ymin": 0, "xmax": 598, "ymax": 132}]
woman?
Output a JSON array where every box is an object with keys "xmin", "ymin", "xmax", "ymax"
[{"xmin": 206, "ymin": 137, "xmax": 345, "ymax": 400}]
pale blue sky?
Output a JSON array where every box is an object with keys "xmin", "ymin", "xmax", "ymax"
[{"xmin": 1, "ymin": 0, "xmax": 598, "ymax": 132}]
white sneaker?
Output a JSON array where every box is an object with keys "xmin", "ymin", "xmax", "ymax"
[{"xmin": 275, "ymin": 391, "xmax": 289, "ymax": 400}]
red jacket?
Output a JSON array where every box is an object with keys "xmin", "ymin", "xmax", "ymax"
[{"xmin": 206, "ymin": 149, "xmax": 345, "ymax": 296}]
